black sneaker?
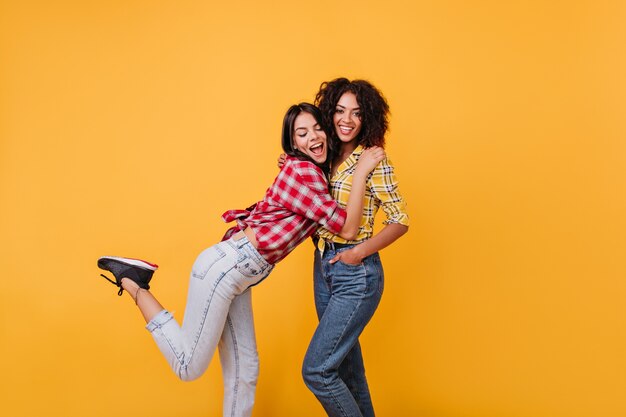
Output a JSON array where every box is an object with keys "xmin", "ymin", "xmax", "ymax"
[{"xmin": 98, "ymin": 256, "xmax": 158, "ymax": 296}]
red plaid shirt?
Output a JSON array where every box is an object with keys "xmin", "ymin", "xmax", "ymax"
[{"xmin": 221, "ymin": 156, "xmax": 346, "ymax": 264}]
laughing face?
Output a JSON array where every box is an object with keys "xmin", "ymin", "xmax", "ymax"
[
  {"xmin": 333, "ymin": 92, "xmax": 362, "ymax": 145},
  {"xmin": 292, "ymin": 111, "xmax": 328, "ymax": 164}
]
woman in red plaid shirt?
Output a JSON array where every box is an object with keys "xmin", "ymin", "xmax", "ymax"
[{"xmin": 97, "ymin": 103, "xmax": 384, "ymax": 417}]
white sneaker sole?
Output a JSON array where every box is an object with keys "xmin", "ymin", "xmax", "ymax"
[{"xmin": 99, "ymin": 256, "xmax": 158, "ymax": 271}]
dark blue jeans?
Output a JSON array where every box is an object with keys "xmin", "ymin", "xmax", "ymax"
[{"xmin": 303, "ymin": 245, "xmax": 384, "ymax": 417}]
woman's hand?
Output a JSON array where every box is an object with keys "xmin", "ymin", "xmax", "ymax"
[
  {"xmin": 277, "ymin": 153, "xmax": 287, "ymax": 169},
  {"xmin": 355, "ymin": 146, "xmax": 385, "ymax": 177},
  {"xmin": 329, "ymin": 246, "xmax": 365, "ymax": 265}
]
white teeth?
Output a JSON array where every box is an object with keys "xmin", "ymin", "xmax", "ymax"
[{"xmin": 310, "ymin": 143, "xmax": 322, "ymax": 150}]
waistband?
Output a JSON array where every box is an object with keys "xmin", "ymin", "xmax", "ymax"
[
  {"xmin": 312, "ymin": 235, "xmax": 356, "ymax": 252},
  {"xmin": 227, "ymin": 233, "xmax": 273, "ymax": 268}
]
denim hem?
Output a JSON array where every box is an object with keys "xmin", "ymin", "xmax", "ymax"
[{"xmin": 145, "ymin": 309, "xmax": 173, "ymax": 332}]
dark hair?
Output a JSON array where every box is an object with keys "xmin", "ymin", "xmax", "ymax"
[
  {"xmin": 281, "ymin": 102, "xmax": 334, "ymax": 172},
  {"xmin": 314, "ymin": 78, "xmax": 390, "ymax": 148}
]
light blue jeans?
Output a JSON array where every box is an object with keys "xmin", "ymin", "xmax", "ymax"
[
  {"xmin": 303, "ymin": 245, "xmax": 384, "ymax": 417},
  {"xmin": 146, "ymin": 235, "xmax": 273, "ymax": 417}
]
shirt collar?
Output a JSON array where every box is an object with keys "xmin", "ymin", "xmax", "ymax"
[{"xmin": 333, "ymin": 144, "xmax": 364, "ymax": 177}]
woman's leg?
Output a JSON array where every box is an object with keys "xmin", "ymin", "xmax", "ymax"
[
  {"xmin": 338, "ymin": 342, "xmax": 375, "ymax": 417},
  {"xmin": 218, "ymin": 288, "xmax": 259, "ymax": 417},
  {"xmin": 307, "ymin": 249, "xmax": 375, "ymax": 416},
  {"xmin": 121, "ymin": 278, "xmax": 164, "ymax": 323},
  {"xmin": 303, "ymin": 250, "xmax": 383, "ymax": 417},
  {"xmin": 142, "ymin": 242, "xmax": 240, "ymax": 382},
  {"xmin": 307, "ymin": 270, "xmax": 374, "ymax": 416},
  {"xmin": 120, "ymin": 237, "xmax": 271, "ymax": 417}
]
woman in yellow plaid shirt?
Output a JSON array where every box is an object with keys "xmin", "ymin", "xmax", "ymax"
[{"xmin": 302, "ymin": 78, "xmax": 410, "ymax": 417}]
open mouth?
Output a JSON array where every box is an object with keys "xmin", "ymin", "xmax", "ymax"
[
  {"xmin": 338, "ymin": 125, "xmax": 353, "ymax": 135},
  {"xmin": 310, "ymin": 142, "xmax": 324, "ymax": 156}
]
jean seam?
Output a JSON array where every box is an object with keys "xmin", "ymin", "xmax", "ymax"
[
  {"xmin": 226, "ymin": 313, "xmax": 240, "ymax": 417},
  {"xmin": 162, "ymin": 333, "xmax": 185, "ymax": 375},
  {"xmin": 181, "ymin": 265, "xmax": 236, "ymax": 376},
  {"xmin": 321, "ymin": 296, "xmax": 363, "ymax": 417}
]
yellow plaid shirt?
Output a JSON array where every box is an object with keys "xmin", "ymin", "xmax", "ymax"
[{"xmin": 316, "ymin": 145, "xmax": 409, "ymax": 250}]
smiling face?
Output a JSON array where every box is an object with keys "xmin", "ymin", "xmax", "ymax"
[
  {"xmin": 292, "ymin": 111, "xmax": 328, "ymax": 164},
  {"xmin": 333, "ymin": 92, "xmax": 362, "ymax": 145}
]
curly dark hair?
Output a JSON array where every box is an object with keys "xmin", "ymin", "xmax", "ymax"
[{"xmin": 314, "ymin": 78, "xmax": 390, "ymax": 148}]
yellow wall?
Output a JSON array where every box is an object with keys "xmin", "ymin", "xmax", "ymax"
[{"xmin": 1, "ymin": 1, "xmax": 625, "ymax": 416}]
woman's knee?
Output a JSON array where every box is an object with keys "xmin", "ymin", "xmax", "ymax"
[
  {"xmin": 302, "ymin": 356, "xmax": 329, "ymax": 391},
  {"xmin": 176, "ymin": 365, "xmax": 203, "ymax": 382}
]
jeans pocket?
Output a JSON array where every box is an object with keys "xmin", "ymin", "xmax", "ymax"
[
  {"xmin": 192, "ymin": 245, "xmax": 226, "ymax": 280},
  {"xmin": 337, "ymin": 259, "xmax": 364, "ymax": 268},
  {"xmin": 235, "ymin": 256, "xmax": 266, "ymax": 278}
]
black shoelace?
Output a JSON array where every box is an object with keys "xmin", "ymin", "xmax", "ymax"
[{"xmin": 100, "ymin": 274, "xmax": 124, "ymax": 296}]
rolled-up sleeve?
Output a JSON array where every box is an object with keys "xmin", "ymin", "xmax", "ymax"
[{"xmin": 370, "ymin": 158, "xmax": 410, "ymax": 226}]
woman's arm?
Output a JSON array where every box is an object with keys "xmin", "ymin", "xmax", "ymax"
[
  {"xmin": 278, "ymin": 149, "xmax": 385, "ymax": 240},
  {"xmin": 277, "ymin": 154, "xmax": 379, "ymax": 235},
  {"xmin": 336, "ymin": 146, "xmax": 385, "ymax": 240},
  {"xmin": 330, "ymin": 223, "xmax": 408, "ymax": 264},
  {"xmin": 330, "ymin": 156, "xmax": 409, "ymax": 264}
]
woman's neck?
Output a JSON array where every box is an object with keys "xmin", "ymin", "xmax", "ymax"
[
  {"xmin": 337, "ymin": 141, "xmax": 358, "ymax": 161},
  {"xmin": 331, "ymin": 140, "xmax": 359, "ymax": 175}
]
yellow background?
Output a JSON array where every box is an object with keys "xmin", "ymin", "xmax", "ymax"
[{"xmin": 1, "ymin": 1, "xmax": 625, "ymax": 416}]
